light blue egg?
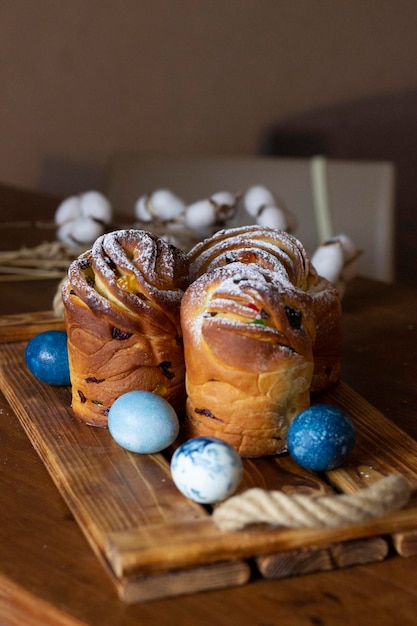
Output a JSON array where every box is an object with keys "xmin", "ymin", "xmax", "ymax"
[
  {"xmin": 170, "ymin": 436, "xmax": 243, "ymax": 504},
  {"xmin": 287, "ymin": 404, "xmax": 356, "ymax": 471},
  {"xmin": 24, "ymin": 330, "xmax": 70, "ymax": 386},
  {"xmin": 108, "ymin": 390, "xmax": 179, "ymax": 454}
]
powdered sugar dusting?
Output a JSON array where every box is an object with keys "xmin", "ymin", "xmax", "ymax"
[
  {"xmin": 189, "ymin": 226, "xmax": 313, "ymax": 290},
  {"xmin": 64, "ymin": 229, "xmax": 190, "ymax": 331}
]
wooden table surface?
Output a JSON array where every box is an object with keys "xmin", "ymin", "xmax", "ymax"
[{"xmin": 1, "ymin": 184, "xmax": 417, "ymax": 625}]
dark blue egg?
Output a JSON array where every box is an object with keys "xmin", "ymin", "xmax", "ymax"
[
  {"xmin": 287, "ymin": 404, "xmax": 356, "ymax": 471},
  {"xmin": 25, "ymin": 330, "xmax": 71, "ymax": 386}
]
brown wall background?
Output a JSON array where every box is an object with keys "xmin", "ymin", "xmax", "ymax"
[{"xmin": 1, "ymin": 0, "xmax": 417, "ymax": 196}]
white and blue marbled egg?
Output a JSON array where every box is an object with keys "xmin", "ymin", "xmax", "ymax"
[
  {"xmin": 24, "ymin": 330, "xmax": 71, "ymax": 386},
  {"xmin": 108, "ymin": 390, "xmax": 180, "ymax": 454},
  {"xmin": 287, "ymin": 404, "xmax": 356, "ymax": 471},
  {"xmin": 170, "ymin": 437, "xmax": 243, "ymax": 504}
]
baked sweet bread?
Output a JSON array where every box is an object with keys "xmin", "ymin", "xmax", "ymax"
[
  {"xmin": 188, "ymin": 225, "xmax": 342, "ymax": 395},
  {"xmin": 62, "ymin": 229, "xmax": 190, "ymax": 426},
  {"xmin": 181, "ymin": 225, "xmax": 342, "ymax": 457},
  {"xmin": 188, "ymin": 225, "xmax": 311, "ymax": 288},
  {"xmin": 181, "ymin": 262, "xmax": 316, "ymax": 457}
]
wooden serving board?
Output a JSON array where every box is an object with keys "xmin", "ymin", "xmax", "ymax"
[{"xmin": 1, "ymin": 312, "xmax": 417, "ymax": 603}]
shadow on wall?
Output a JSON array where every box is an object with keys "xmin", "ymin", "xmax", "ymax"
[{"xmin": 259, "ymin": 89, "xmax": 417, "ymax": 287}]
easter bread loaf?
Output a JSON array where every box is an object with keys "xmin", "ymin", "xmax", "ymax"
[
  {"xmin": 187, "ymin": 226, "xmax": 342, "ymax": 396},
  {"xmin": 181, "ymin": 226, "xmax": 342, "ymax": 457},
  {"xmin": 62, "ymin": 229, "xmax": 189, "ymax": 426}
]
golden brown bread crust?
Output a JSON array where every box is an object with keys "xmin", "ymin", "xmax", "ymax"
[
  {"xmin": 62, "ymin": 229, "xmax": 189, "ymax": 426},
  {"xmin": 188, "ymin": 225, "xmax": 342, "ymax": 395},
  {"xmin": 181, "ymin": 263, "xmax": 316, "ymax": 457},
  {"xmin": 181, "ymin": 226, "xmax": 342, "ymax": 456},
  {"xmin": 189, "ymin": 226, "xmax": 312, "ymax": 289}
]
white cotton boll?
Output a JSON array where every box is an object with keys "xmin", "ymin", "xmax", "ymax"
[
  {"xmin": 54, "ymin": 196, "xmax": 81, "ymax": 226},
  {"xmin": 243, "ymin": 185, "xmax": 277, "ymax": 217},
  {"xmin": 311, "ymin": 242, "xmax": 344, "ymax": 285},
  {"xmin": 184, "ymin": 200, "xmax": 217, "ymax": 231},
  {"xmin": 57, "ymin": 219, "xmax": 101, "ymax": 248},
  {"xmin": 210, "ymin": 191, "xmax": 238, "ymax": 223},
  {"xmin": 134, "ymin": 195, "xmax": 153, "ymax": 222},
  {"xmin": 148, "ymin": 189, "xmax": 186, "ymax": 221},
  {"xmin": 55, "ymin": 192, "xmax": 111, "ymax": 248},
  {"xmin": 256, "ymin": 205, "xmax": 289, "ymax": 231},
  {"xmin": 69, "ymin": 216, "xmax": 106, "ymax": 245},
  {"xmin": 334, "ymin": 233, "xmax": 356, "ymax": 261},
  {"xmin": 210, "ymin": 191, "xmax": 236, "ymax": 207},
  {"xmin": 56, "ymin": 221, "xmax": 79, "ymax": 247},
  {"xmin": 79, "ymin": 191, "xmax": 113, "ymax": 224},
  {"xmin": 339, "ymin": 234, "xmax": 360, "ymax": 280},
  {"xmin": 329, "ymin": 234, "xmax": 360, "ymax": 282},
  {"xmin": 134, "ymin": 190, "xmax": 186, "ymax": 222}
]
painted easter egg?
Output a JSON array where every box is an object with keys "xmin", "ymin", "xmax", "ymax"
[
  {"xmin": 24, "ymin": 330, "xmax": 70, "ymax": 386},
  {"xmin": 108, "ymin": 390, "xmax": 179, "ymax": 454},
  {"xmin": 170, "ymin": 436, "xmax": 243, "ymax": 504},
  {"xmin": 287, "ymin": 404, "xmax": 356, "ymax": 471}
]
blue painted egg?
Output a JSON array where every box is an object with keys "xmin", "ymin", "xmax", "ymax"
[
  {"xmin": 108, "ymin": 390, "xmax": 179, "ymax": 454},
  {"xmin": 24, "ymin": 330, "xmax": 70, "ymax": 385},
  {"xmin": 170, "ymin": 436, "xmax": 243, "ymax": 504},
  {"xmin": 287, "ymin": 404, "xmax": 356, "ymax": 471}
]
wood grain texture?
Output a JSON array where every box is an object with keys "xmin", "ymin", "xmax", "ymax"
[
  {"xmin": 321, "ymin": 383, "xmax": 417, "ymax": 492},
  {"xmin": 0, "ymin": 340, "xmax": 250, "ymax": 602},
  {"xmin": 256, "ymin": 536, "xmax": 389, "ymax": 579},
  {"xmin": 1, "ymin": 326, "xmax": 417, "ymax": 602}
]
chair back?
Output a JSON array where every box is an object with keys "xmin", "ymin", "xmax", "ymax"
[{"xmin": 106, "ymin": 154, "xmax": 395, "ymax": 282}]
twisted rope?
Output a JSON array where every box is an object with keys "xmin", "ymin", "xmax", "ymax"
[{"xmin": 212, "ymin": 475, "xmax": 411, "ymax": 531}]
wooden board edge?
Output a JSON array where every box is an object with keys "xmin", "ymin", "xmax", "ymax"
[
  {"xmin": 105, "ymin": 505, "xmax": 417, "ymax": 578},
  {"xmin": 115, "ymin": 560, "xmax": 251, "ymax": 604},
  {"xmin": 0, "ymin": 310, "xmax": 65, "ymax": 343}
]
